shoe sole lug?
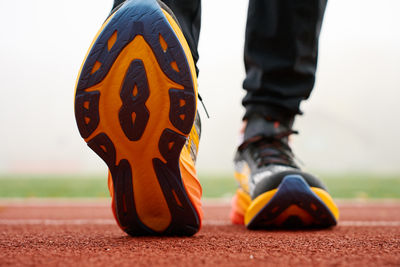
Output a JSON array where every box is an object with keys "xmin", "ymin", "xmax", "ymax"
[
  {"xmin": 246, "ymin": 175, "xmax": 337, "ymax": 229},
  {"xmin": 74, "ymin": 0, "xmax": 199, "ymax": 236}
]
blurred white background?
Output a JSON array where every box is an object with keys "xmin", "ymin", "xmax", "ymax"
[{"xmin": 0, "ymin": 0, "xmax": 399, "ymax": 175}]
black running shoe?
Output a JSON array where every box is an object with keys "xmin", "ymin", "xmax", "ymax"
[{"xmin": 231, "ymin": 115, "xmax": 339, "ymax": 229}]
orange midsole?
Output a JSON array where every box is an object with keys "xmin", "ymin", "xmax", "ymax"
[{"xmin": 232, "ymin": 187, "xmax": 340, "ymax": 226}]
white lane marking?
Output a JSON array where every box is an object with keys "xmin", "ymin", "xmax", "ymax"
[
  {"xmin": 0, "ymin": 219, "xmax": 114, "ymax": 225},
  {"xmin": 2, "ymin": 203, "xmax": 400, "ymax": 209},
  {"xmin": 0, "ymin": 202, "xmax": 110, "ymax": 207},
  {"xmin": 204, "ymin": 220, "xmax": 400, "ymax": 227},
  {"xmin": 0, "ymin": 219, "xmax": 400, "ymax": 227},
  {"xmin": 339, "ymin": 221, "xmax": 400, "ymax": 227},
  {"xmin": 1, "ymin": 198, "xmax": 400, "ymax": 208}
]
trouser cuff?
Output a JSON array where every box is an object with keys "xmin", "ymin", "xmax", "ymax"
[{"xmin": 243, "ymin": 104, "xmax": 299, "ymax": 128}]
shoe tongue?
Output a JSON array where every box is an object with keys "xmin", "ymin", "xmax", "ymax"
[{"xmin": 244, "ymin": 115, "xmax": 292, "ymax": 141}]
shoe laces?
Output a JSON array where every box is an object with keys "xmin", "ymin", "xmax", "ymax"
[
  {"xmin": 240, "ymin": 130, "xmax": 299, "ymax": 168},
  {"xmin": 198, "ymin": 93, "xmax": 210, "ymax": 118}
]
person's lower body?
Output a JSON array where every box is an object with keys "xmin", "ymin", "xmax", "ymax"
[
  {"xmin": 234, "ymin": 0, "xmax": 339, "ymax": 228},
  {"xmin": 74, "ymin": 0, "xmax": 338, "ymax": 236}
]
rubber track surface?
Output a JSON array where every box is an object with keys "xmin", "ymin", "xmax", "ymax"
[{"xmin": 1, "ymin": 201, "xmax": 400, "ymax": 266}]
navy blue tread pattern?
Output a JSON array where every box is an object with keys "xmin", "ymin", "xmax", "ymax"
[
  {"xmin": 119, "ymin": 59, "xmax": 150, "ymax": 141},
  {"xmin": 74, "ymin": 0, "xmax": 199, "ymax": 236},
  {"xmin": 75, "ymin": 91, "xmax": 100, "ymax": 139},
  {"xmin": 74, "ymin": 0, "xmax": 196, "ymax": 140},
  {"xmin": 153, "ymin": 129, "xmax": 200, "ymax": 235},
  {"xmin": 247, "ymin": 175, "xmax": 337, "ymax": 229},
  {"xmin": 169, "ymin": 89, "xmax": 195, "ymax": 134},
  {"xmin": 87, "ymin": 131, "xmax": 199, "ymax": 236},
  {"xmin": 76, "ymin": 0, "xmax": 193, "ymax": 92}
]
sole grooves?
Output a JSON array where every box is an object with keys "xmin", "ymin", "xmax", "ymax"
[
  {"xmin": 168, "ymin": 89, "xmax": 195, "ymax": 134},
  {"xmin": 118, "ymin": 59, "xmax": 150, "ymax": 141},
  {"xmin": 75, "ymin": 91, "xmax": 101, "ymax": 139},
  {"xmin": 153, "ymin": 159, "xmax": 199, "ymax": 236},
  {"xmin": 74, "ymin": 0, "xmax": 199, "ymax": 236},
  {"xmin": 246, "ymin": 175, "xmax": 337, "ymax": 229}
]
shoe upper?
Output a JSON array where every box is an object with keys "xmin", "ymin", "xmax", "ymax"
[
  {"xmin": 185, "ymin": 111, "xmax": 201, "ymax": 164},
  {"xmin": 234, "ymin": 115, "xmax": 327, "ymax": 199}
]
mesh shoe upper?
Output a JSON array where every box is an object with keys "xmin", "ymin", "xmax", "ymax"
[{"xmin": 235, "ymin": 115, "xmax": 327, "ymax": 199}]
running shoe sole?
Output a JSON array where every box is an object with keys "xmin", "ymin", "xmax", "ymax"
[
  {"xmin": 245, "ymin": 175, "xmax": 338, "ymax": 229},
  {"xmin": 74, "ymin": 0, "xmax": 200, "ymax": 236}
]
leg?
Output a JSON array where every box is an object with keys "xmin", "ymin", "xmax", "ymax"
[
  {"xmin": 111, "ymin": 0, "xmax": 125, "ymax": 9},
  {"xmin": 231, "ymin": 0, "xmax": 339, "ymax": 229},
  {"xmin": 160, "ymin": 0, "xmax": 201, "ymax": 73},
  {"xmin": 242, "ymin": 0, "xmax": 327, "ymax": 125}
]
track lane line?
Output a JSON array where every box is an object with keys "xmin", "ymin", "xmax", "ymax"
[
  {"xmin": 1, "ymin": 219, "xmax": 400, "ymax": 227},
  {"xmin": 2, "ymin": 203, "xmax": 400, "ymax": 208}
]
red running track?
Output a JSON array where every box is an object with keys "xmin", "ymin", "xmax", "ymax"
[{"xmin": 0, "ymin": 200, "xmax": 399, "ymax": 266}]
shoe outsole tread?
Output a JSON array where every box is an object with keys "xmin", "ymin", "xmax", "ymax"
[
  {"xmin": 74, "ymin": 0, "xmax": 199, "ymax": 236},
  {"xmin": 246, "ymin": 175, "xmax": 337, "ymax": 229}
]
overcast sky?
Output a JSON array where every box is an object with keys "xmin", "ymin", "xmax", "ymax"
[{"xmin": 0, "ymin": 0, "xmax": 399, "ymax": 175}]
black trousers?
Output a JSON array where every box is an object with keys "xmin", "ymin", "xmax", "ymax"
[{"xmin": 112, "ymin": 0, "xmax": 327, "ymax": 125}]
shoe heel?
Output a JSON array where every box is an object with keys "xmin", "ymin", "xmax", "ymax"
[{"xmin": 246, "ymin": 175, "xmax": 338, "ymax": 229}]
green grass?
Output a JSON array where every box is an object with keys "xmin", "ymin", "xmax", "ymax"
[
  {"xmin": 0, "ymin": 175, "xmax": 110, "ymax": 198},
  {"xmin": 321, "ymin": 174, "xmax": 400, "ymax": 199},
  {"xmin": 0, "ymin": 173, "xmax": 399, "ymax": 199}
]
